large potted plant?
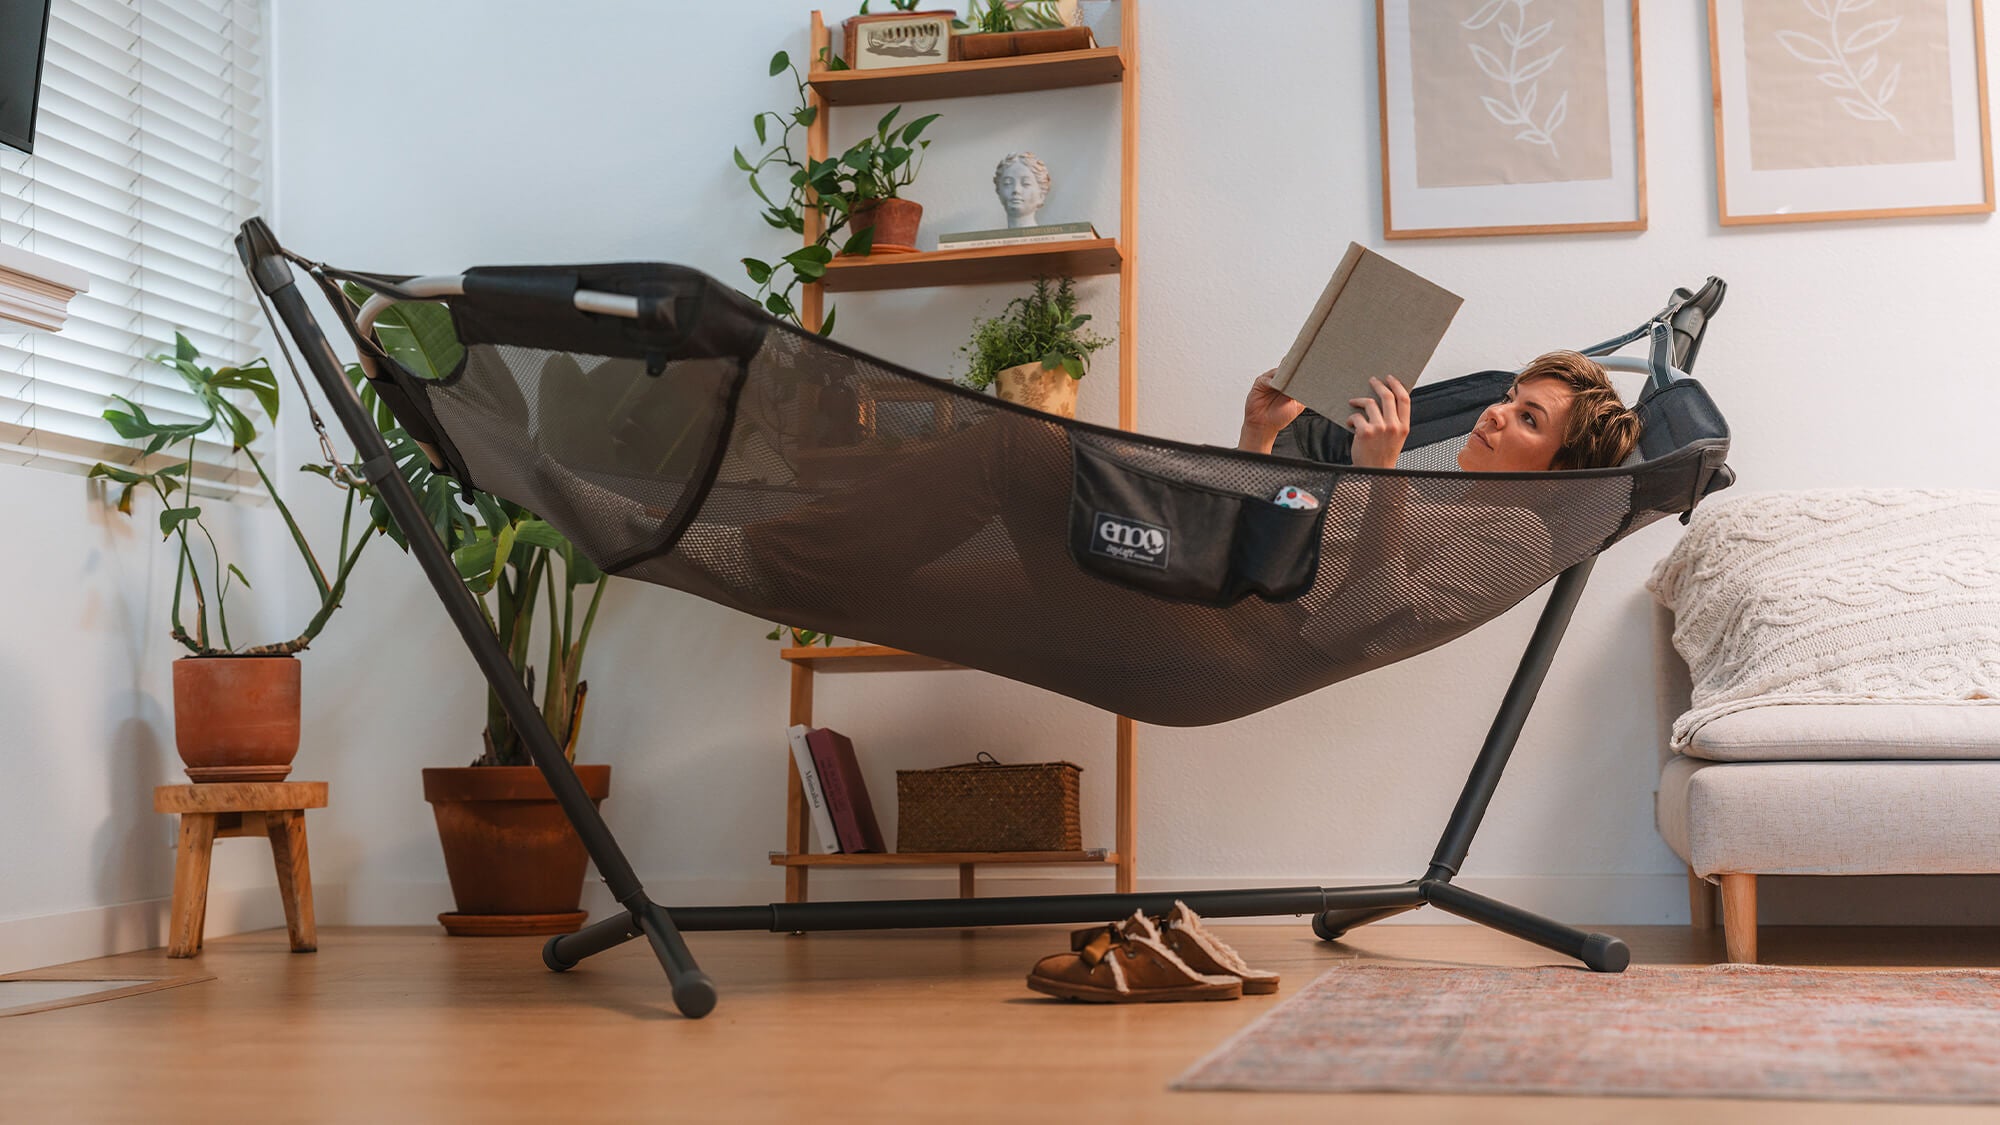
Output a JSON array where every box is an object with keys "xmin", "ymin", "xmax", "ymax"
[
  {"xmin": 957, "ymin": 276, "xmax": 1112, "ymax": 418},
  {"xmin": 346, "ymin": 289, "xmax": 614, "ymax": 936},
  {"xmin": 91, "ymin": 335, "xmax": 380, "ymax": 783}
]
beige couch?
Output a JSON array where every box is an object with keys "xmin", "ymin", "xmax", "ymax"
[{"xmin": 1648, "ymin": 490, "xmax": 2000, "ymax": 963}]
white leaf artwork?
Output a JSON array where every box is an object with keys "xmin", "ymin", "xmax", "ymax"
[
  {"xmin": 1464, "ymin": 0, "xmax": 1570, "ymax": 158},
  {"xmin": 1775, "ymin": 0, "xmax": 1904, "ymax": 132}
]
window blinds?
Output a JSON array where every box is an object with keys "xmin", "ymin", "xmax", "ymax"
[{"xmin": 0, "ymin": 0, "xmax": 267, "ymax": 496}]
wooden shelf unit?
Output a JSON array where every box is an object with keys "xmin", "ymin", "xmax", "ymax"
[
  {"xmin": 808, "ymin": 44, "xmax": 1125, "ymax": 106},
  {"xmin": 781, "ymin": 645, "xmax": 1138, "ymax": 903},
  {"xmin": 819, "ymin": 238, "xmax": 1121, "ymax": 292},
  {"xmin": 777, "ymin": 2, "xmax": 1140, "ymax": 905}
]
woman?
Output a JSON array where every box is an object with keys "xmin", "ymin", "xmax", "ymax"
[{"xmin": 1237, "ymin": 349, "xmax": 1643, "ymax": 472}]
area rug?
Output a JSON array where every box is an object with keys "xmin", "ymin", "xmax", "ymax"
[{"xmin": 1176, "ymin": 964, "xmax": 2000, "ymax": 1103}]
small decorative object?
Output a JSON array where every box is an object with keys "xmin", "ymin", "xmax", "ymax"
[
  {"xmin": 954, "ymin": 0, "xmax": 1096, "ymax": 60},
  {"xmin": 1709, "ymin": 0, "xmax": 1994, "ymax": 225},
  {"xmin": 957, "ymin": 276, "xmax": 1113, "ymax": 419},
  {"xmin": 1272, "ymin": 485, "xmax": 1320, "ymax": 511},
  {"xmin": 844, "ymin": 9, "xmax": 955, "ymax": 70},
  {"xmin": 994, "ymin": 150, "xmax": 1051, "ymax": 228},
  {"xmin": 896, "ymin": 752, "xmax": 1083, "ymax": 852},
  {"xmin": 1377, "ymin": 0, "xmax": 1647, "ymax": 239}
]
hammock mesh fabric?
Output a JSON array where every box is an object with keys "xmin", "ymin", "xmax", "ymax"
[{"xmin": 349, "ymin": 263, "xmax": 1730, "ymax": 727}]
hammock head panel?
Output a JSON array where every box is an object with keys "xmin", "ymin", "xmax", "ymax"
[{"xmin": 355, "ymin": 263, "xmax": 1730, "ymax": 727}]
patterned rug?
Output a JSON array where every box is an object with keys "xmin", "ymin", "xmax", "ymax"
[{"xmin": 1177, "ymin": 964, "xmax": 2000, "ymax": 1103}]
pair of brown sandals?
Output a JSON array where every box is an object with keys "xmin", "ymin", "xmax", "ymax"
[{"xmin": 1026, "ymin": 901, "xmax": 1279, "ymax": 1003}]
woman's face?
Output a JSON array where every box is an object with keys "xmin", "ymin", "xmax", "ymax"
[
  {"xmin": 997, "ymin": 160, "xmax": 1046, "ymax": 218},
  {"xmin": 1456, "ymin": 377, "xmax": 1572, "ymax": 472}
]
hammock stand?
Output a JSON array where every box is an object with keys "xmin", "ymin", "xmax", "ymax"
[{"xmin": 237, "ymin": 219, "xmax": 1731, "ymax": 1019}]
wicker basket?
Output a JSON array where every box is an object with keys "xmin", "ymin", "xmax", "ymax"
[{"xmin": 896, "ymin": 755, "xmax": 1082, "ymax": 853}]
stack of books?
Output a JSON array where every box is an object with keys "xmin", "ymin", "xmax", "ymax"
[
  {"xmin": 786, "ymin": 724, "xmax": 887, "ymax": 854},
  {"xmin": 0, "ymin": 244, "xmax": 89, "ymax": 333},
  {"xmin": 935, "ymin": 220, "xmax": 1098, "ymax": 251}
]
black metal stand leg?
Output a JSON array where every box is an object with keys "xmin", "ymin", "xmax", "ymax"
[
  {"xmin": 1312, "ymin": 904, "xmax": 1422, "ymax": 941},
  {"xmin": 1422, "ymin": 880, "xmax": 1629, "ymax": 972},
  {"xmin": 238, "ymin": 220, "xmax": 714, "ymax": 1018},
  {"xmin": 544, "ymin": 911, "xmax": 644, "ymax": 971}
]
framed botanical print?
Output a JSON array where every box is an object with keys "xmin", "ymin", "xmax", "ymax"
[
  {"xmin": 1710, "ymin": 0, "xmax": 1995, "ymax": 225},
  {"xmin": 1377, "ymin": 0, "xmax": 1648, "ymax": 239}
]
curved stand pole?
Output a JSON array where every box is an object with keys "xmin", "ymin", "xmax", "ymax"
[{"xmin": 238, "ymin": 221, "xmax": 715, "ymax": 1019}]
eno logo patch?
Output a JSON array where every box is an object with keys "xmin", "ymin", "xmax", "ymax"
[{"xmin": 1090, "ymin": 512, "xmax": 1170, "ymax": 569}]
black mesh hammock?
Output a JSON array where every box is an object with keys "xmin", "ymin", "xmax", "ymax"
[
  {"xmin": 271, "ymin": 252, "xmax": 1730, "ymax": 729},
  {"xmin": 237, "ymin": 219, "xmax": 1730, "ymax": 1017}
]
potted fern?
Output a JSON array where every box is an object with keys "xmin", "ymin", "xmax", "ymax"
[
  {"xmin": 957, "ymin": 277, "xmax": 1112, "ymax": 418},
  {"xmin": 90, "ymin": 334, "xmax": 380, "ymax": 783}
]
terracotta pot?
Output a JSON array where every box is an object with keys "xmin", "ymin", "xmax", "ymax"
[
  {"xmin": 994, "ymin": 360, "xmax": 1080, "ymax": 418},
  {"xmin": 847, "ymin": 197, "xmax": 923, "ymax": 255},
  {"xmin": 422, "ymin": 765, "xmax": 611, "ymax": 936},
  {"xmin": 954, "ymin": 26, "xmax": 1093, "ymax": 60},
  {"xmin": 172, "ymin": 655, "xmax": 301, "ymax": 783}
]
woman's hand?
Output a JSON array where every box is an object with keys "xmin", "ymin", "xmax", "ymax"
[
  {"xmin": 1238, "ymin": 368, "xmax": 1306, "ymax": 453},
  {"xmin": 1347, "ymin": 376, "xmax": 1411, "ymax": 469}
]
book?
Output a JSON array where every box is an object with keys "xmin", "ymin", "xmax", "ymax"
[
  {"xmin": 1270, "ymin": 242, "xmax": 1463, "ymax": 431},
  {"xmin": 805, "ymin": 727, "xmax": 887, "ymax": 853},
  {"xmin": 787, "ymin": 724, "xmax": 841, "ymax": 854},
  {"xmin": 936, "ymin": 221, "xmax": 1098, "ymax": 250}
]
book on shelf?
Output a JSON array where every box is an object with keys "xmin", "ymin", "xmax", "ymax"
[
  {"xmin": 787, "ymin": 724, "xmax": 842, "ymax": 854},
  {"xmin": 1270, "ymin": 241, "xmax": 1463, "ymax": 431},
  {"xmin": 805, "ymin": 727, "xmax": 887, "ymax": 853},
  {"xmin": 935, "ymin": 221, "xmax": 1098, "ymax": 251}
]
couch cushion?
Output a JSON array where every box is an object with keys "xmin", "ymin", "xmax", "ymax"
[
  {"xmin": 1683, "ymin": 703, "xmax": 2000, "ymax": 762},
  {"xmin": 1657, "ymin": 755, "xmax": 2000, "ymax": 875}
]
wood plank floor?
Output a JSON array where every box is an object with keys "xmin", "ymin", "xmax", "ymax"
[{"xmin": 7, "ymin": 921, "xmax": 2000, "ymax": 1123}]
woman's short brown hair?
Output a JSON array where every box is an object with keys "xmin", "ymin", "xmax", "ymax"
[{"xmin": 1515, "ymin": 350, "xmax": 1642, "ymax": 470}]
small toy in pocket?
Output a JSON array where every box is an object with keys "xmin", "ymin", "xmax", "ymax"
[{"xmin": 1271, "ymin": 485, "xmax": 1319, "ymax": 510}]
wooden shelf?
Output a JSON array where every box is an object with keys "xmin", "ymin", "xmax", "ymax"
[
  {"xmin": 780, "ymin": 644, "xmax": 963, "ymax": 673},
  {"xmin": 809, "ymin": 47, "xmax": 1125, "ymax": 106},
  {"xmin": 771, "ymin": 850, "xmax": 1117, "ymax": 867},
  {"xmin": 819, "ymin": 238, "xmax": 1121, "ymax": 293}
]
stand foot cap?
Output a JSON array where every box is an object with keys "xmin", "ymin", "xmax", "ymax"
[
  {"xmin": 1581, "ymin": 932, "xmax": 1630, "ymax": 973},
  {"xmin": 673, "ymin": 971, "xmax": 718, "ymax": 1019}
]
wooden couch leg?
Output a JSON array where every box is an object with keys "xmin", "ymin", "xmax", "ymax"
[
  {"xmin": 1687, "ymin": 868, "xmax": 1716, "ymax": 932},
  {"xmin": 1719, "ymin": 873, "xmax": 1757, "ymax": 964}
]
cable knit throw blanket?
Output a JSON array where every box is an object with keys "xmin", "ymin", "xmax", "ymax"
[{"xmin": 1649, "ymin": 490, "xmax": 2000, "ymax": 749}]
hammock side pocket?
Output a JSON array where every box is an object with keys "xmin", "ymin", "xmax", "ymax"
[{"xmin": 1068, "ymin": 441, "xmax": 1325, "ymax": 607}]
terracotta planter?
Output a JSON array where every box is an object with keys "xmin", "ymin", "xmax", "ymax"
[
  {"xmin": 172, "ymin": 655, "xmax": 301, "ymax": 783},
  {"xmin": 422, "ymin": 764, "xmax": 612, "ymax": 936},
  {"xmin": 847, "ymin": 197, "xmax": 923, "ymax": 255},
  {"xmin": 954, "ymin": 26, "xmax": 1093, "ymax": 60},
  {"xmin": 994, "ymin": 360, "xmax": 1080, "ymax": 418}
]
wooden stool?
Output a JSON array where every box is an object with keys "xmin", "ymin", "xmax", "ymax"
[{"xmin": 153, "ymin": 782, "xmax": 327, "ymax": 958}]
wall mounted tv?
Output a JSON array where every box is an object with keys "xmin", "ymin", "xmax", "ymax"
[{"xmin": 0, "ymin": 0, "xmax": 55, "ymax": 154}]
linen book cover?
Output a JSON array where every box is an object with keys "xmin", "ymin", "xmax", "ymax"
[
  {"xmin": 1271, "ymin": 242, "xmax": 1463, "ymax": 430},
  {"xmin": 805, "ymin": 727, "xmax": 887, "ymax": 853},
  {"xmin": 786, "ymin": 724, "xmax": 841, "ymax": 854}
]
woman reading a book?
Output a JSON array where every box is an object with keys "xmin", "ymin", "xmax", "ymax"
[
  {"xmin": 1235, "ymin": 349, "xmax": 1642, "ymax": 473},
  {"xmin": 1236, "ymin": 350, "xmax": 1644, "ymax": 660}
]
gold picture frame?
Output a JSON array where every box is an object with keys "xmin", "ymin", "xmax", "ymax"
[
  {"xmin": 1376, "ymin": 0, "xmax": 1648, "ymax": 239},
  {"xmin": 1710, "ymin": 0, "xmax": 1995, "ymax": 226}
]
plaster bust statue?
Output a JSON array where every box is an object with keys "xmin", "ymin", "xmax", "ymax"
[{"xmin": 993, "ymin": 152, "xmax": 1052, "ymax": 229}]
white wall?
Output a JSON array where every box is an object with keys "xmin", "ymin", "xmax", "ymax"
[{"xmin": 12, "ymin": 0, "xmax": 2000, "ymax": 972}]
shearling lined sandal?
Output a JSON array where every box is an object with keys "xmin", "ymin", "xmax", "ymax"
[
  {"xmin": 1027, "ymin": 910, "xmax": 1242, "ymax": 1003},
  {"xmin": 1068, "ymin": 901, "xmax": 1279, "ymax": 995}
]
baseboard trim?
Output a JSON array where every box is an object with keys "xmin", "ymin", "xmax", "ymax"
[{"xmin": 0, "ymin": 887, "xmax": 287, "ymax": 976}]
